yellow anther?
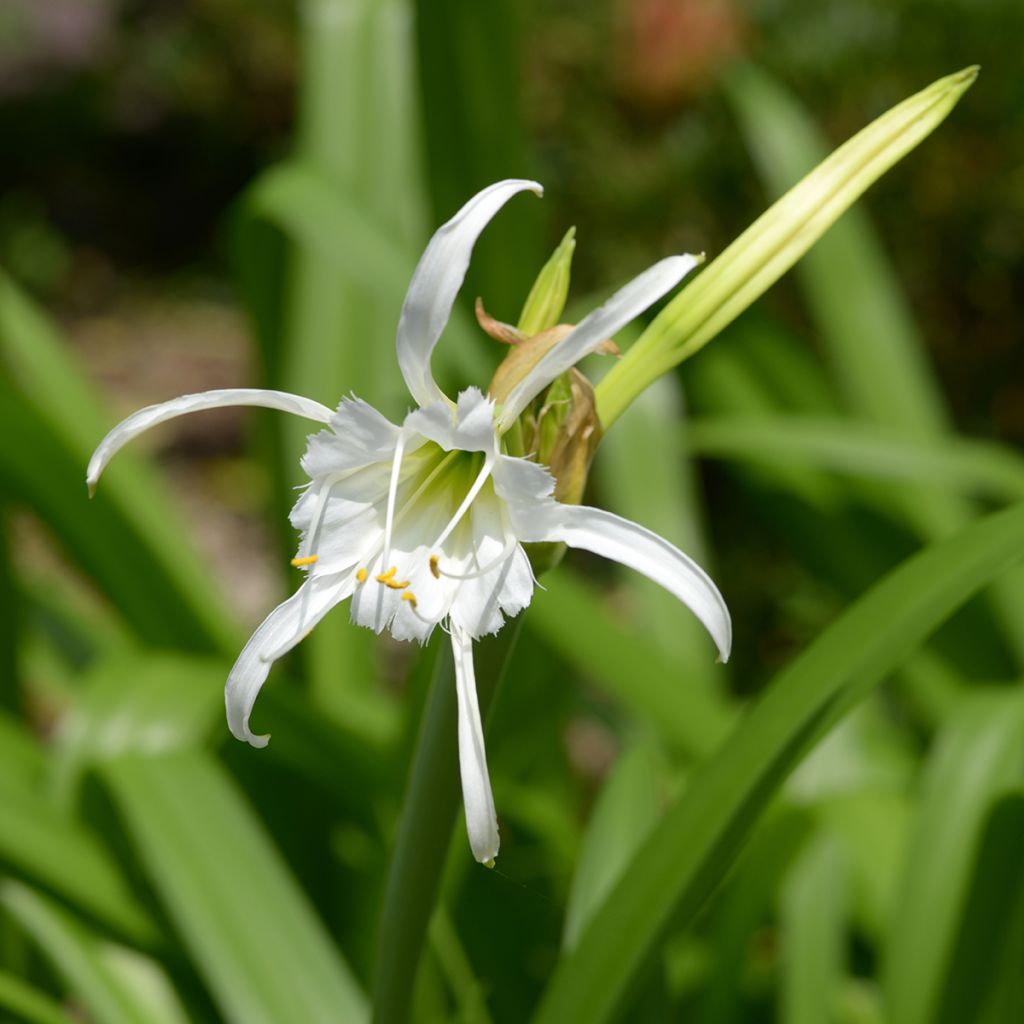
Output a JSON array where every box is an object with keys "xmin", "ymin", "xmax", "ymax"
[
  {"xmin": 290, "ymin": 554, "xmax": 319, "ymax": 567},
  {"xmin": 401, "ymin": 591, "xmax": 418, "ymax": 608},
  {"xmin": 376, "ymin": 566, "xmax": 409, "ymax": 589},
  {"xmin": 356, "ymin": 568, "xmax": 368, "ymax": 583},
  {"xmin": 429, "ymin": 555, "xmax": 441, "ymax": 579}
]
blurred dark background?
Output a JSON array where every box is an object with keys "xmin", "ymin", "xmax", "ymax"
[{"xmin": 0, "ymin": 0, "xmax": 1019, "ymax": 444}]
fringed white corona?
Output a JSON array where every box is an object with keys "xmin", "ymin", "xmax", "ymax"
[{"xmin": 87, "ymin": 180, "xmax": 731, "ymax": 865}]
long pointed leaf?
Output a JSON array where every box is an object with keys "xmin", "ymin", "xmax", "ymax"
[{"xmin": 533, "ymin": 499, "xmax": 1024, "ymax": 1024}]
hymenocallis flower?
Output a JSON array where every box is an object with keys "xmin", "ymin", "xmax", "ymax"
[{"xmin": 87, "ymin": 180, "xmax": 731, "ymax": 865}]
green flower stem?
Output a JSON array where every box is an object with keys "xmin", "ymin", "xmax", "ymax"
[
  {"xmin": 595, "ymin": 66, "xmax": 978, "ymax": 429},
  {"xmin": 371, "ymin": 620, "xmax": 523, "ymax": 1024}
]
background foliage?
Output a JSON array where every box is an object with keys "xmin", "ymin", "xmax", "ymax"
[{"xmin": 0, "ymin": 1, "xmax": 1021, "ymax": 1022}]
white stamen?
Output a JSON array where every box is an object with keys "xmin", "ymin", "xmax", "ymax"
[
  {"xmin": 434, "ymin": 536, "xmax": 518, "ymax": 581},
  {"xmin": 429, "ymin": 456, "xmax": 495, "ymax": 552},
  {"xmin": 382, "ymin": 430, "xmax": 409, "ymax": 569}
]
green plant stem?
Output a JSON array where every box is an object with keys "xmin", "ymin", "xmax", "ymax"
[{"xmin": 372, "ymin": 620, "xmax": 523, "ymax": 1024}]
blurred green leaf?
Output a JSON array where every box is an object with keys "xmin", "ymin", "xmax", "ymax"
[
  {"xmin": 779, "ymin": 833, "xmax": 848, "ymax": 1024},
  {"xmin": 413, "ymin": 0, "xmax": 540, "ymax": 314},
  {"xmin": 883, "ymin": 690, "xmax": 1024, "ymax": 1024},
  {"xmin": 722, "ymin": 64, "xmax": 1024, "ymax": 667},
  {"xmin": 723, "ymin": 63, "xmax": 949, "ymax": 438},
  {"xmin": 598, "ymin": 67, "xmax": 978, "ymax": 425},
  {"xmin": 563, "ymin": 744, "xmax": 662, "ymax": 953},
  {"xmin": 0, "ymin": 969, "xmax": 78, "ymax": 1024},
  {"xmin": 526, "ymin": 566, "xmax": 733, "ymax": 759},
  {"xmin": 239, "ymin": 161, "xmax": 490, "ymax": 403},
  {"xmin": 597, "ymin": 376, "xmax": 729, "ymax": 709},
  {"xmin": 698, "ymin": 807, "xmax": 814, "ymax": 1024},
  {"xmin": 533, "ymin": 499, "xmax": 1024, "ymax": 1024},
  {"xmin": 1, "ymin": 882, "xmax": 159, "ymax": 1024},
  {"xmin": 688, "ymin": 416, "xmax": 1024, "ymax": 502},
  {"xmin": 52, "ymin": 652, "xmax": 225, "ymax": 804},
  {"xmin": 102, "ymin": 750, "xmax": 368, "ymax": 1024},
  {"xmin": 0, "ymin": 274, "xmax": 237, "ymax": 653},
  {"xmin": 372, "ymin": 625, "xmax": 521, "ymax": 1024},
  {"xmin": 0, "ymin": 734, "xmax": 157, "ymax": 945}
]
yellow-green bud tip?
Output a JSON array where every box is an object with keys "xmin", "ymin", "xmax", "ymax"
[{"xmin": 484, "ymin": 858, "xmax": 496, "ymax": 869}]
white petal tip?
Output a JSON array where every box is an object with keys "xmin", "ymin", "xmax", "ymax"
[
  {"xmin": 483, "ymin": 857, "xmax": 497, "ymax": 869},
  {"xmin": 246, "ymin": 732, "xmax": 271, "ymax": 749},
  {"xmin": 86, "ymin": 480, "xmax": 97, "ymax": 499}
]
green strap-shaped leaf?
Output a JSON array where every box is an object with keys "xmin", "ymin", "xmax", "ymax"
[
  {"xmin": 526, "ymin": 566, "xmax": 732, "ymax": 759},
  {"xmin": 1, "ymin": 883, "xmax": 153, "ymax": 1024},
  {"xmin": 532, "ymin": 499, "xmax": 1024, "ymax": 1024},
  {"xmin": 883, "ymin": 690, "xmax": 1024, "ymax": 1024},
  {"xmin": 0, "ymin": 272, "xmax": 237, "ymax": 654},
  {"xmin": 562, "ymin": 744, "xmax": 663, "ymax": 953},
  {"xmin": 0, "ymin": 968, "xmax": 79, "ymax": 1024},
  {"xmin": 687, "ymin": 416, "xmax": 1024, "ymax": 502},
  {"xmin": 0, "ymin": 759, "xmax": 157, "ymax": 945},
  {"xmin": 102, "ymin": 750, "xmax": 368, "ymax": 1024},
  {"xmin": 779, "ymin": 833, "xmax": 848, "ymax": 1024}
]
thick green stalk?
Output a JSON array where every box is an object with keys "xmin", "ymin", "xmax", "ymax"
[{"xmin": 372, "ymin": 620, "xmax": 523, "ymax": 1024}]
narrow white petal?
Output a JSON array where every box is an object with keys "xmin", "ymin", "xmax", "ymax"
[
  {"xmin": 87, "ymin": 389, "xmax": 334, "ymax": 495},
  {"xmin": 225, "ymin": 573, "xmax": 351, "ymax": 747},
  {"xmin": 496, "ymin": 254, "xmax": 700, "ymax": 431},
  {"xmin": 451, "ymin": 623, "xmax": 500, "ymax": 865},
  {"xmin": 519, "ymin": 503, "xmax": 731, "ymax": 662},
  {"xmin": 397, "ymin": 180, "xmax": 543, "ymax": 409}
]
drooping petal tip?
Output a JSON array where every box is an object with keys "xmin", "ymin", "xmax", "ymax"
[
  {"xmin": 451, "ymin": 624, "xmax": 500, "ymax": 864},
  {"xmin": 397, "ymin": 180, "xmax": 544, "ymax": 409},
  {"xmin": 87, "ymin": 388, "xmax": 335, "ymax": 496}
]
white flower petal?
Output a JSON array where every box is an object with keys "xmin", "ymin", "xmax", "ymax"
[
  {"xmin": 301, "ymin": 397, "xmax": 403, "ymax": 478},
  {"xmin": 518, "ymin": 503, "xmax": 732, "ymax": 663},
  {"xmin": 225, "ymin": 573, "xmax": 352, "ymax": 747},
  {"xmin": 397, "ymin": 180, "xmax": 543, "ymax": 409},
  {"xmin": 495, "ymin": 254, "xmax": 700, "ymax": 431},
  {"xmin": 404, "ymin": 388, "xmax": 499, "ymax": 456},
  {"xmin": 451, "ymin": 622, "xmax": 499, "ymax": 865},
  {"xmin": 87, "ymin": 388, "xmax": 334, "ymax": 495}
]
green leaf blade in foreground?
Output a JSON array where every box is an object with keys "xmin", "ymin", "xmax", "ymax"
[
  {"xmin": 0, "ymin": 968, "xmax": 79, "ymax": 1024},
  {"xmin": 1, "ymin": 883, "xmax": 151, "ymax": 1024},
  {"xmin": 533, "ymin": 499, "xmax": 1024, "ymax": 1024},
  {"xmin": 102, "ymin": 750, "xmax": 367, "ymax": 1024},
  {"xmin": 884, "ymin": 691, "xmax": 1024, "ymax": 1024}
]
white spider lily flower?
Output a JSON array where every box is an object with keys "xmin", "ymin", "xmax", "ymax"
[{"xmin": 87, "ymin": 179, "xmax": 731, "ymax": 865}]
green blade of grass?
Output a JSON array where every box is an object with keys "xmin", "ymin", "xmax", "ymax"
[
  {"xmin": 779, "ymin": 832, "xmax": 848, "ymax": 1024},
  {"xmin": 413, "ymin": 0, "xmax": 539, "ymax": 315},
  {"xmin": 0, "ymin": 969, "xmax": 80, "ymax": 1024},
  {"xmin": 562, "ymin": 744, "xmax": 662, "ymax": 953},
  {"xmin": 0, "ymin": 272, "xmax": 237, "ymax": 654},
  {"xmin": 596, "ymin": 376, "xmax": 729, "ymax": 707},
  {"xmin": 532, "ymin": 499, "xmax": 1024, "ymax": 1024},
  {"xmin": 721, "ymin": 63, "xmax": 1024, "ymax": 667},
  {"xmin": 0, "ymin": 731, "xmax": 157, "ymax": 945},
  {"xmin": 526, "ymin": 567, "xmax": 733, "ymax": 760},
  {"xmin": 102, "ymin": 750, "xmax": 368, "ymax": 1024},
  {"xmin": 687, "ymin": 415, "xmax": 1024, "ymax": 502},
  {"xmin": 1, "ymin": 883, "xmax": 153, "ymax": 1024},
  {"xmin": 883, "ymin": 690, "xmax": 1024, "ymax": 1024}
]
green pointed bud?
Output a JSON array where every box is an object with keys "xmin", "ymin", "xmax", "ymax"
[
  {"xmin": 517, "ymin": 227, "xmax": 576, "ymax": 336},
  {"xmin": 596, "ymin": 65, "xmax": 979, "ymax": 428}
]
